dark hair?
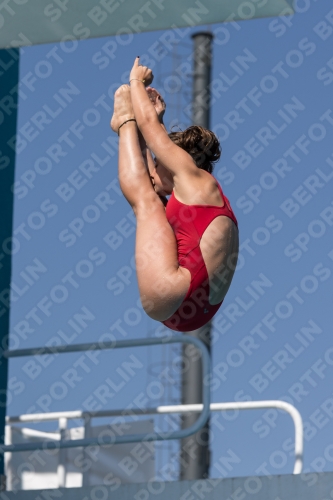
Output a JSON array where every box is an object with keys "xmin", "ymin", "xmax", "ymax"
[{"xmin": 168, "ymin": 125, "xmax": 221, "ymax": 173}]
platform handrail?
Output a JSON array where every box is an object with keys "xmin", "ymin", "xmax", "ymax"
[
  {"xmin": 1, "ymin": 336, "xmax": 210, "ymax": 453},
  {"xmin": 3, "ymin": 337, "xmax": 304, "ymax": 474},
  {"xmin": 5, "ymin": 400, "xmax": 303, "ymax": 474}
]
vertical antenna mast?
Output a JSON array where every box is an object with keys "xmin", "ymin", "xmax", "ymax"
[{"xmin": 180, "ymin": 32, "xmax": 213, "ymax": 481}]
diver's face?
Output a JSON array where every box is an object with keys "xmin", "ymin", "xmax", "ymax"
[{"xmin": 150, "ymin": 160, "xmax": 174, "ymax": 196}]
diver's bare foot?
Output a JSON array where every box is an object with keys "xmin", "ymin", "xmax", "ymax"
[
  {"xmin": 110, "ymin": 85, "xmax": 135, "ymax": 133},
  {"xmin": 146, "ymin": 87, "xmax": 166, "ymax": 122}
]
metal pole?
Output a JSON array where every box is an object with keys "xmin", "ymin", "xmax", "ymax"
[
  {"xmin": 192, "ymin": 32, "xmax": 213, "ymax": 128},
  {"xmin": 58, "ymin": 418, "xmax": 67, "ymax": 488},
  {"xmin": 180, "ymin": 32, "xmax": 213, "ymax": 481},
  {"xmin": 0, "ymin": 47, "xmax": 19, "ymax": 492}
]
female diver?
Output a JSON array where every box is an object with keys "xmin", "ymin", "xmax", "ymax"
[{"xmin": 110, "ymin": 57, "xmax": 239, "ymax": 332}]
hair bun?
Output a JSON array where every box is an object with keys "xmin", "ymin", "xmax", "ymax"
[{"xmin": 169, "ymin": 125, "xmax": 221, "ymax": 173}]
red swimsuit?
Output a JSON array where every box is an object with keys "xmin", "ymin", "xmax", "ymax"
[{"xmin": 162, "ymin": 177, "xmax": 238, "ymax": 332}]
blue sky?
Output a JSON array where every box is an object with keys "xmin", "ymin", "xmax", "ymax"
[{"xmin": 7, "ymin": 0, "xmax": 333, "ymax": 481}]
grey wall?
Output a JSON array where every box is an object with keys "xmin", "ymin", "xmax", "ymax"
[{"xmin": 2, "ymin": 473, "xmax": 333, "ymax": 500}]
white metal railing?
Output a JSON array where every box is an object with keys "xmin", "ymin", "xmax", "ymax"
[{"xmin": 6, "ymin": 399, "xmax": 303, "ymax": 475}]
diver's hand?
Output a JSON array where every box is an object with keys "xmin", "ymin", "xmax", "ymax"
[
  {"xmin": 146, "ymin": 87, "xmax": 166, "ymax": 122},
  {"xmin": 129, "ymin": 56, "xmax": 153, "ymax": 86}
]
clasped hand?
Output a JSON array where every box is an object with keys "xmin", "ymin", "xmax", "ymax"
[{"xmin": 130, "ymin": 56, "xmax": 154, "ymax": 86}]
